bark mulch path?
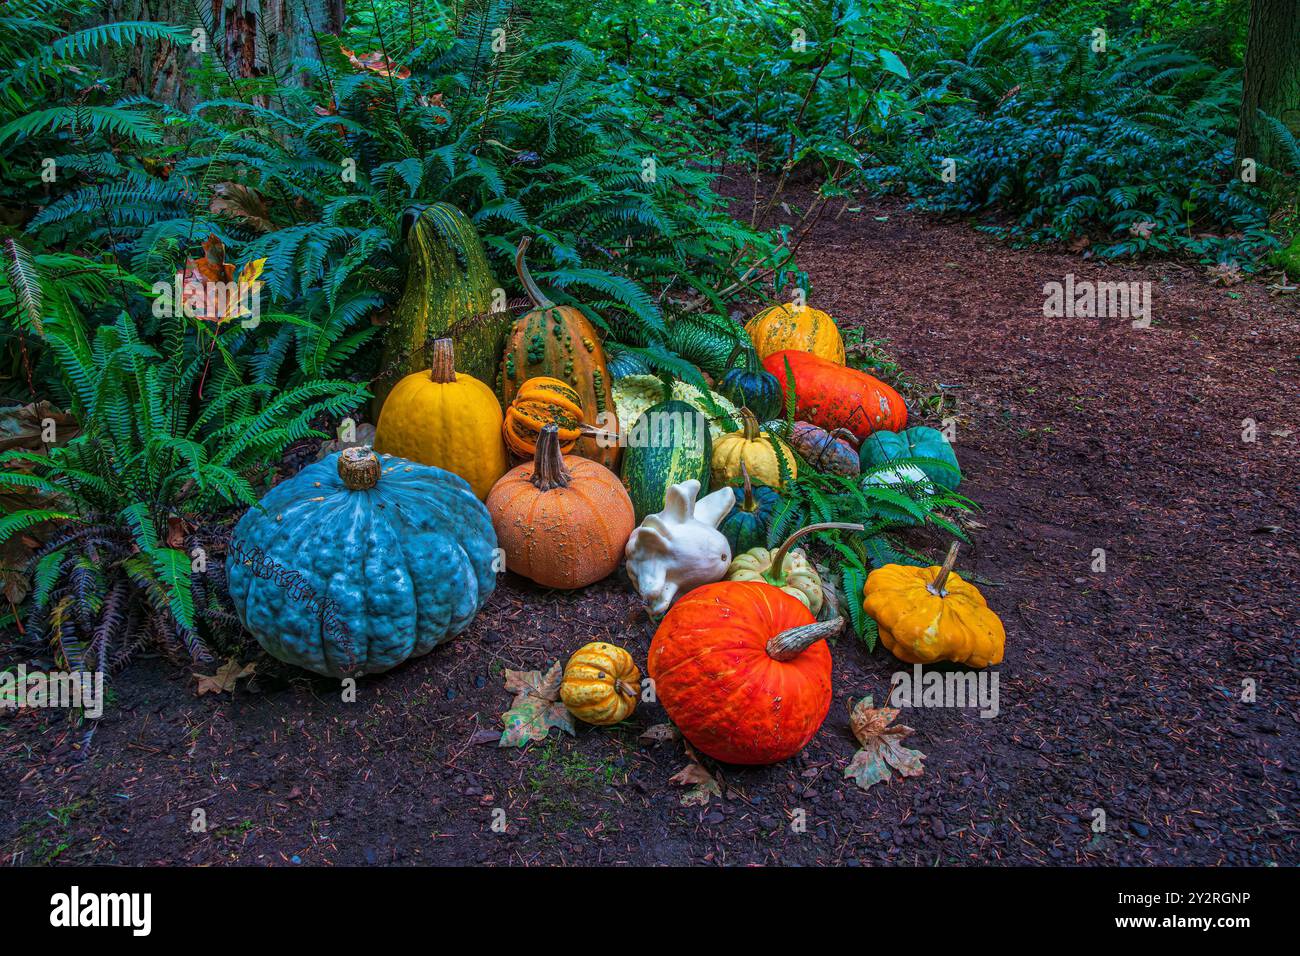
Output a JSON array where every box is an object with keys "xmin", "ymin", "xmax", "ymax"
[{"xmin": 2, "ymin": 200, "xmax": 1296, "ymax": 866}]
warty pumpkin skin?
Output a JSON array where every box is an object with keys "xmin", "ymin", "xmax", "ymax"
[
  {"xmin": 745, "ymin": 303, "xmax": 846, "ymax": 365},
  {"xmin": 711, "ymin": 407, "xmax": 797, "ymax": 490},
  {"xmin": 763, "ymin": 349, "xmax": 907, "ymax": 442},
  {"xmin": 373, "ymin": 338, "xmax": 508, "ymax": 500},
  {"xmin": 227, "ymin": 448, "xmax": 498, "ymax": 678},
  {"xmin": 503, "ymin": 376, "xmax": 585, "ymax": 458},
  {"xmin": 499, "ymin": 237, "xmax": 620, "ymax": 471},
  {"xmin": 648, "ymin": 581, "xmax": 838, "ymax": 765},
  {"xmin": 486, "ymin": 424, "xmax": 634, "ymax": 590},
  {"xmin": 560, "ymin": 641, "xmax": 641, "ymax": 725},
  {"xmin": 863, "ymin": 542, "xmax": 1006, "ymax": 668}
]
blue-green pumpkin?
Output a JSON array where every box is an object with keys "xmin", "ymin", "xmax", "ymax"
[
  {"xmin": 858, "ymin": 426, "xmax": 961, "ymax": 490},
  {"xmin": 621, "ymin": 399, "xmax": 712, "ymax": 521},
  {"xmin": 605, "ymin": 342, "xmax": 654, "ymax": 380},
  {"xmin": 717, "ymin": 465, "xmax": 783, "ymax": 554},
  {"xmin": 227, "ymin": 447, "xmax": 498, "ymax": 678},
  {"xmin": 718, "ymin": 366, "xmax": 783, "ymax": 422}
]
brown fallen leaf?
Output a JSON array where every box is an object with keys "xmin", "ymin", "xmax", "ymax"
[
  {"xmin": 341, "ymin": 45, "xmax": 411, "ymax": 79},
  {"xmin": 194, "ymin": 658, "xmax": 256, "ymax": 696},
  {"xmin": 638, "ymin": 722, "xmax": 680, "ymax": 745},
  {"xmin": 165, "ymin": 516, "xmax": 187, "ymax": 549},
  {"xmin": 669, "ymin": 742, "xmax": 721, "ymax": 806},
  {"xmin": 498, "ymin": 661, "xmax": 575, "ymax": 747},
  {"xmin": 843, "ymin": 695, "xmax": 925, "ymax": 792},
  {"xmin": 210, "ymin": 182, "xmax": 273, "ymax": 233}
]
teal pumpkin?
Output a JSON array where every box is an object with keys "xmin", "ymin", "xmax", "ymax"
[
  {"xmin": 719, "ymin": 365, "xmax": 783, "ymax": 422},
  {"xmin": 621, "ymin": 400, "xmax": 712, "ymax": 521},
  {"xmin": 227, "ymin": 447, "xmax": 498, "ymax": 678},
  {"xmin": 717, "ymin": 465, "xmax": 783, "ymax": 554},
  {"xmin": 859, "ymin": 426, "xmax": 961, "ymax": 490},
  {"xmin": 605, "ymin": 343, "xmax": 654, "ymax": 380}
]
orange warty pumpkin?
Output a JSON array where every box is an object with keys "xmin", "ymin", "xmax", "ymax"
[
  {"xmin": 486, "ymin": 424, "xmax": 634, "ymax": 589},
  {"xmin": 647, "ymin": 580, "xmax": 838, "ymax": 765},
  {"xmin": 763, "ymin": 349, "xmax": 907, "ymax": 441},
  {"xmin": 502, "ymin": 376, "xmax": 584, "ymax": 458},
  {"xmin": 499, "ymin": 238, "xmax": 619, "ymax": 471},
  {"xmin": 745, "ymin": 303, "xmax": 845, "ymax": 365}
]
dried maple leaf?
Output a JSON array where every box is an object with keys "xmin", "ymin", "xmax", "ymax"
[
  {"xmin": 1207, "ymin": 261, "xmax": 1244, "ymax": 286},
  {"xmin": 179, "ymin": 235, "xmax": 266, "ymax": 324},
  {"xmin": 843, "ymin": 695, "xmax": 925, "ymax": 792},
  {"xmin": 1129, "ymin": 220, "xmax": 1156, "ymax": 240},
  {"xmin": 210, "ymin": 183, "xmax": 273, "ymax": 233},
  {"xmin": 340, "ymin": 45, "xmax": 411, "ymax": 79},
  {"xmin": 638, "ymin": 723, "xmax": 680, "ymax": 745},
  {"xmin": 498, "ymin": 661, "xmax": 575, "ymax": 747},
  {"xmin": 669, "ymin": 742, "xmax": 721, "ymax": 806},
  {"xmin": 194, "ymin": 658, "xmax": 256, "ymax": 696}
]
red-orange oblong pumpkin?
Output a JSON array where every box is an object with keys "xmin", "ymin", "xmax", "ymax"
[
  {"xmin": 762, "ymin": 349, "xmax": 907, "ymax": 441},
  {"xmin": 647, "ymin": 580, "xmax": 834, "ymax": 765}
]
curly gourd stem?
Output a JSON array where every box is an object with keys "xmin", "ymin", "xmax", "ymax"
[
  {"xmin": 739, "ymin": 406, "xmax": 761, "ymax": 441},
  {"xmin": 766, "ymin": 617, "xmax": 844, "ymax": 661},
  {"xmin": 928, "ymin": 541, "xmax": 961, "ymax": 597},
  {"xmin": 338, "ymin": 447, "xmax": 381, "ymax": 491},
  {"xmin": 515, "ymin": 236, "xmax": 556, "ymax": 310},
  {"xmin": 740, "ymin": 461, "xmax": 755, "ymax": 512},
  {"xmin": 428, "ymin": 338, "xmax": 457, "ymax": 383},
  {"xmin": 770, "ymin": 521, "xmax": 865, "ymax": 579},
  {"xmin": 530, "ymin": 424, "xmax": 572, "ymax": 491}
]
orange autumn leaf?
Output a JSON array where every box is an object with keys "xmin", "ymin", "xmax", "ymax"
[
  {"xmin": 340, "ymin": 45, "xmax": 411, "ymax": 79},
  {"xmin": 180, "ymin": 234, "xmax": 266, "ymax": 325}
]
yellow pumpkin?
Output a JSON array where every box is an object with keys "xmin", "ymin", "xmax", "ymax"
[
  {"xmin": 727, "ymin": 522, "xmax": 862, "ymax": 614},
  {"xmin": 863, "ymin": 542, "xmax": 1006, "ymax": 668},
  {"xmin": 502, "ymin": 376, "xmax": 585, "ymax": 458},
  {"xmin": 745, "ymin": 303, "xmax": 845, "ymax": 365},
  {"xmin": 711, "ymin": 408, "xmax": 797, "ymax": 490},
  {"xmin": 373, "ymin": 338, "xmax": 508, "ymax": 500},
  {"xmin": 560, "ymin": 641, "xmax": 641, "ymax": 726}
]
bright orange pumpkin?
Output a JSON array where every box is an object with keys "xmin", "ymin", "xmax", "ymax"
[
  {"xmin": 647, "ymin": 580, "xmax": 838, "ymax": 764},
  {"xmin": 502, "ymin": 376, "xmax": 584, "ymax": 458},
  {"xmin": 745, "ymin": 303, "xmax": 845, "ymax": 365},
  {"xmin": 486, "ymin": 424, "xmax": 634, "ymax": 589},
  {"xmin": 763, "ymin": 349, "xmax": 907, "ymax": 442}
]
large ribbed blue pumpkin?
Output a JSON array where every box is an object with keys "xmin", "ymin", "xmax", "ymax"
[{"xmin": 227, "ymin": 447, "xmax": 498, "ymax": 677}]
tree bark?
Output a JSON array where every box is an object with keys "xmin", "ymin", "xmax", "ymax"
[
  {"xmin": 1235, "ymin": 0, "xmax": 1300, "ymax": 169},
  {"xmin": 108, "ymin": 0, "xmax": 343, "ymax": 108}
]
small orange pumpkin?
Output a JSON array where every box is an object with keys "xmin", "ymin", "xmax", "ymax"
[
  {"xmin": 486, "ymin": 424, "xmax": 635, "ymax": 589},
  {"xmin": 502, "ymin": 376, "xmax": 585, "ymax": 458}
]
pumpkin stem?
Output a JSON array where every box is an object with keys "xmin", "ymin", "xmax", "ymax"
[
  {"xmin": 767, "ymin": 617, "xmax": 843, "ymax": 661},
  {"xmin": 338, "ymin": 446, "xmax": 381, "ymax": 491},
  {"xmin": 828, "ymin": 427, "xmax": 859, "ymax": 447},
  {"xmin": 530, "ymin": 424, "xmax": 572, "ymax": 491},
  {"xmin": 928, "ymin": 541, "xmax": 961, "ymax": 597},
  {"xmin": 515, "ymin": 236, "xmax": 556, "ymax": 311},
  {"xmin": 428, "ymin": 337, "xmax": 457, "ymax": 383},
  {"xmin": 770, "ymin": 522, "xmax": 865, "ymax": 580},
  {"xmin": 739, "ymin": 406, "xmax": 761, "ymax": 441},
  {"xmin": 740, "ymin": 462, "xmax": 756, "ymax": 512}
]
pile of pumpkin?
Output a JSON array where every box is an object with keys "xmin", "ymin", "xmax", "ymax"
[{"xmin": 227, "ymin": 237, "xmax": 1004, "ymax": 766}]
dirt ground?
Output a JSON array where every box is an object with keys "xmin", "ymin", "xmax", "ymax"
[{"xmin": 2, "ymin": 198, "xmax": 1297, "ymax": 866}]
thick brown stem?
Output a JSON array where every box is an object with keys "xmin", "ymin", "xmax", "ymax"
[
  {"xmin": 770, "ymin": 521, "xmax": 865, "ymax": 579},
  {"xmin": 928, "ymin": 541, "xmax": 961, "ymax": 597},
  {"xmin": 530, "ymin": 424, "xmax": 572, "ymax": 491},
  {"xmin": 428, "ymin": 338, "xmax": 457, "ymax": 383},
  {"xmin": 338, "ymin": 446, "xmax": 381, "ymax": 490},
  {"xmin": 739, "ymin": 407, "xmax": 761, "ymax": 441},
  {"xmin": 766, "ymin": 617, "xmax": 843, "ymax": 661},
  {"xmin": 515, "ymin": 236, "xmax": 556, "ymax": 310}
]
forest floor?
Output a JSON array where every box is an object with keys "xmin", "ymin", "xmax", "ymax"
[{"xmin": 2, "ymin": 197, "xmax": 1297, "ymax": 866}]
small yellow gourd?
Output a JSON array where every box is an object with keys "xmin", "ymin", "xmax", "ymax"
[
  {"xmin": 863, "ymin": 542, "xmax": 1006, "ymax": 668},
  {"xmin": 373, "ymin": 338, "xmax": 508, "ymax": 500},
  {"xmin": 711, "ymin": 407, "xmax": 797, "ymax": 490},
  {"xmin": 560, "ymin": 642, "xmax": 641, "ymax": 726}
]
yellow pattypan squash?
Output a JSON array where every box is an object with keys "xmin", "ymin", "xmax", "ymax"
[{"xmin": 863, "ymin": 542, "xmax": 1005, "ymax": 668}]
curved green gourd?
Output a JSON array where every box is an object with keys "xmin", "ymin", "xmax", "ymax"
[
  {"xmin": 718, "ymin": 469, "xmax": 784, "ymax": 555},
  {"xmin": 858, "ymin": 426, "xmax": 961, "ymax": 490},
  {"xmin": 227, "ymin": 448, "xmax": 498, "ymax": 678},
  {"xmin": 621, "ymin": 400, "xmax": 712, "ymax": 522}
]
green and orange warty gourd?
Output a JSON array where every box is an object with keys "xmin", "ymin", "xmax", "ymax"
[
  {"xmin": 745, "ymin": 302, "xmax": 846, "ymax": 365},
  {"xmin": 372, "ymin": 338, "xmax": 508, "ymax": 500},
  {"xmin": 560, "ymin": 641, "xmax": 641, "ymax": 726},
  {"xmin": 863, "ymin": 542, "xmax": 1006, "ymax": 668},
  {"xmin": 648, "ymin": 581, "xmax": 838, "ymax": 764},
  {"xmin": 486, "ymin": 424, "xmax": 634, "ymax": 590},
  {"xmin": 499, "ymin": 237, "xmax": 619, "ymax": 470},
  {"xmin": 502, "ymin": 376, "xmax": 585, "ymax": 458}
]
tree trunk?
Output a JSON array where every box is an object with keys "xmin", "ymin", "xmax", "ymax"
[
  {"xmin": 1235, "ymin": 0, "xmax": 1300, "ymax": 169},
  {"xmin": 108, "ymin": 0, "xmax": 343, "ymax": 108}
]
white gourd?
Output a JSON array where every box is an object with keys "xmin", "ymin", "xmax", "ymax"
[{"xmin": 624, "ymin": 479, "xmax": 734, "ymax": 616}]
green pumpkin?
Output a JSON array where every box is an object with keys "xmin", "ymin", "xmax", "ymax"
[
  {"xmin": 667, "ymin": 314, "xmax": 755, "ymax": 379},
  {"xmin": 859, "ymin": 426, "xmax": 961, "ymax": 490},
  {"xmin": 227, "ymin": 448, "xmax": 498, "ymax": 678},
  {"xmin": 621, "ymin": 400, "xmax": 712, "ymax": 521},
  {"xmin": 718, "ymin": 365, "xmax": 783, "ymax": 422},
  {"xmin": 605, "ymin": 342, "xmax": 654, "ymax": 380},
  {"xmin": 717, "ymin": 467, "xmax": 783, "ymax": 554}
]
